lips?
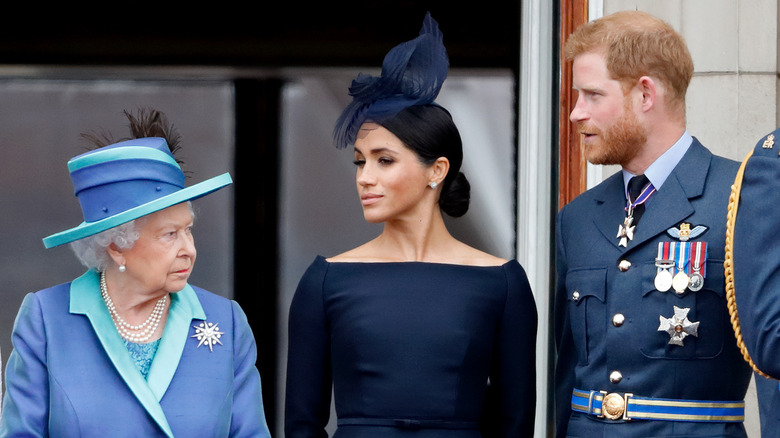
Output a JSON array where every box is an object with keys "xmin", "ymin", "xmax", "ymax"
[
  {"xmin": 360, "ymin": 193, "xmax": 382, "ymax": 206},
  {"xmin": 577, "ymin": 123, "xmax": 599, "ymax": 142}
]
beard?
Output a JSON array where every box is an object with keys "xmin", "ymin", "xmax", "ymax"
[{"xmin": 578, "ymin": 105, "xmax": 648, "ymax": 166}]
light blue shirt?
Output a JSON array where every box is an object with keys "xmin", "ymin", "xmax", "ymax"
[{"xmin": 622, "ymin": 130, "xmax": 693, "ymax": 199}]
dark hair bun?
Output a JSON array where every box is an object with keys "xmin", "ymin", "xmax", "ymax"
[{"xmin": 439, "ymin": 171, "xmax": 470, "ymax": 217}]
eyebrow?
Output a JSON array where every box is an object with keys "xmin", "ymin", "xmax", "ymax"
[
  {"xmin": 354, "ymin": 146, "xmax": 398, "ymax": 156},
  {"xmin": 572, "ymin": 83, "xmax": 598, "ymax": 92},
  {"xmin": 152, "ymin": 220, "xmax": 194, "ymax": 231}
]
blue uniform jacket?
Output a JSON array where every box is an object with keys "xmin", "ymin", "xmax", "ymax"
[
  {"xmin": 554, "ymin": 139, "xmax": 752, "ymax": 437},
  {"xmin": 731, "ymin": 127, "xmax": 780, "ymax": 438},
  {"xmin": 0, "ymin": 269, "xmax": 271, "ymax": 437}
]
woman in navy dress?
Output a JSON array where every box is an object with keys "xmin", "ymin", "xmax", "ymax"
[{"xmin": 285, "ymin": 13, "xmax": 537, "ymax": 437}]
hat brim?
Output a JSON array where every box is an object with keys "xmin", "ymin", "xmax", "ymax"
[{"xmin": 43, "ymin": 172, "xmax": 232, "ymax": 248}]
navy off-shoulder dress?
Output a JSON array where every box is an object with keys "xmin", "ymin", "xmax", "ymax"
[{"xmin": 285, "ymin": 256, "xmax": 537, "ymax": 437}]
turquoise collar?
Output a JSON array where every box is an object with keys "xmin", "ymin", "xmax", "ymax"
[{"xmin": 69, "ymin": 270, "xmax": 206, "ymax": 437}]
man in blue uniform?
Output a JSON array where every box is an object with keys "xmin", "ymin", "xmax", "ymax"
[
  {"xmin": 554, "ymin": 10, "xmax": 753, "ymax": 437},
  {"xmin": 727, "ymin": 128, "xmax": 780, "ymax": 438}
]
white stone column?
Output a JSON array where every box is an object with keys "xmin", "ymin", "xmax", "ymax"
[{"xmin": 518, "ymin": 0, "xmax": 554, "ymax": 437}]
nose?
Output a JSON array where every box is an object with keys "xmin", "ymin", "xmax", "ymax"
[
  {"xmin": 356, "ymin": 164, "xmax": 375, "ymax": 187},
  {"xmin": 569, "ymin": 94, "xmax": 588, "ymax": 123},
  {"xmin": 180, "ymin": 231, "xmax": 197, "ymax": 259}
]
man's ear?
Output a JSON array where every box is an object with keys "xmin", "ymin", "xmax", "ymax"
[{"xmin": 637, "ymin": 75, "xmax": 657, "ymax": 112}]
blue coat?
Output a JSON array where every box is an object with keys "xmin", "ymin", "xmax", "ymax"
[
  {"xmin": 0, "ymin": 269, "xmax": 271, "ymax": 437},
  {"xmin": 554, "ymin": 139, "xmax": 752, "ymax": 437},
  {"xmin": 731, "ymin": 127, "xmax": 780, "ymax": 438}
]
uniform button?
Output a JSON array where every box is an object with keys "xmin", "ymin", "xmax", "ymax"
[
  {"xmin": 610, "ymin": 370, "xmax": 623, "ymax": 383},
  {"xmin": 618, "ymin": 260, "xmax": 631, "ymax": 272},
  {"xmin": 572, "ymin": 291, "xmax": 580, "ymax": 301},
  {"xmin": 612, "ymin": 313, "xmax": 625, "ymax": 327}
]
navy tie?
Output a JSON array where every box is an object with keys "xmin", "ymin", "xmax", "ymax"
[{"xmin": 627, "ymin": 174, "xmax": 650, "ymax": 224}]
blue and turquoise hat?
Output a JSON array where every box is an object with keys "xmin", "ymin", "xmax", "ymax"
[{"xmin": 42, "ymin": 137, "xmax": 232, "ymax": 248}]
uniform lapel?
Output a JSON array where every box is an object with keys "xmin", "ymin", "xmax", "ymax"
[
  {"xmin": 589, "ymin": 139, "xmax": 711, "ymax": 252},
  {"xmin": 69, "ymin": 270, "xmax": 175, "ymax": 438},
  {"xmin": 591, "ymin": 173, "xmax": 628, "ymax": 250},
  {"xmin": 625, "ymin": 139, "xmax": 710, "ymax": 251}
]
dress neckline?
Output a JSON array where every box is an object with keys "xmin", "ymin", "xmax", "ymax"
[{"xmin": 319, "ymin": 254, "xmax": 513, "ymax": 269}]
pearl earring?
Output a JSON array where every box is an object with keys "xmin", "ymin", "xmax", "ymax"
[
  {"xmin": 118, "ymin": 264, "xmax": 126, "ymax": 273},
  {"xmin": 429, "ymin": 182, "xmax": 438, "ymax": 189}
]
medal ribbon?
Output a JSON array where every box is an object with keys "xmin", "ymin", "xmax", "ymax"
[
  {"xmin": 655, "ymin": 242, "xmax": 672, "ymax": 267},
  {"xmin": 674, "ymin": 242, "xmax": 690, "ymax": 275},
  {"xmin": 624, "ymin": 181, "xmax": 656, "ymax": 214},
  {"xmin": 688, "ymin": 241, "xmax": 707, "ymax": 277}
]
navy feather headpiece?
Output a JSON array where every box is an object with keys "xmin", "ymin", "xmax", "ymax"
[{"xmin": 332, "ymin": 12, "xmax": 449, "ymax": 149}]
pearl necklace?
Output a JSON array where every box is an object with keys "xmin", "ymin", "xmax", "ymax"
[{"xmin": 100, "ymin": 271, "xmax": 167, "ymax": 343}]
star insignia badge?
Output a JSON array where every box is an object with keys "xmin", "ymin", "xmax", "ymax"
[
  {"xmin": 658, "ymin": 306, "xmax": 699, "ymax": 346},
  {"xmin": 666, "ymin": 223, "xmax": 707, "ymax": 241},
  {"xmin": 191, "ymin": 321, "xmax": 224, "ymax": 351},
  {"xmin": 617, "ymin": 216, "xmax": 635, "ymax": 247}
]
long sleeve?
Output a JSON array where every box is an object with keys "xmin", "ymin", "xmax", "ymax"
[
  {"xmin": 229, "ymin": 300, "xmax": 272, "ymax": 437},
  {"xmin": 285, "ymin": 258, "xmax": 333, "ymax": 438},
  {"xmin": 483, "ymin": 261, "xmax": 537, "ymax": 437},
  {"xmin": 733, "ymin": 132, "xmax": 780, "ymax": 378},
  {"xmin": 0, "ymin": 293, "xmax": 50, "ymax": 437}
]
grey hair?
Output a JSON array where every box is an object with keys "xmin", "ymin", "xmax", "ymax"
[
  {"xmin": 69, "ymin": 219, "xmax": 143, "ymax": 272},
  {"xmin": 68, "ymin": 201, "xmax": 195, "ymax": 272}
]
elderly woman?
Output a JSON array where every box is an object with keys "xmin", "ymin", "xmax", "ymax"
[{"xmin": 0, "ymin": 110, "xmax": 271, "ymax": 437}]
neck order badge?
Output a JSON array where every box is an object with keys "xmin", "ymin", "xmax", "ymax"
[{"xmin": 617, "ymin": 175, "xmax": 656, "ymax": 247}]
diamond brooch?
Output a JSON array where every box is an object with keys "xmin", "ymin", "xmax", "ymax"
[{"xmin": 191, "ymin": 321, "xmax": 224, "ymax": 351}]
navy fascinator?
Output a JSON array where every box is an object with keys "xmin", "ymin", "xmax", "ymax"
[{"xmin": 332, "ymin": 12, "xmax": 449, "ymax": 149}]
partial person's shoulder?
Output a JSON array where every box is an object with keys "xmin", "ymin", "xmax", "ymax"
[
  {"xmin": 189, "ymin": 285, "xmax": 237, "ymax": 314},
  {"xmin": 31, "ymin": 281, "xmax": 75, "ymax": 314},
  {"xmin": 446, "ymin": 243, "xmax": 509, "ymax": 267},
  {"xmin": 326, "ymin": 241, "xmax": 382, "ymax": 263},
  {"xmin": 36, "ymin": 281, "xmax": 73, "ymax": 300},
  {"xmin": 468, "ymin": 252, "xmax": 509, "ymax": 267},
  {"xmin": 743, "ymin": 129, "xmax": 780, "ymax": 160},
  {"xmin": 690, "ymin": 136, "xmax": 740, "ymax": 169},
  {"xmin": 190, "ymin": 285, "xmax": 250, "ymax": 321},
  {"xmin": 709, "ymin": 151, "xmax": 741, "ymax": 171}
]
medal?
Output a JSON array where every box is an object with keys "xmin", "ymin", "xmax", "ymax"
[
  {"xmin": 617, "ymin": 215, "xmax": 635, "ymax": 248},
  {"xmin": 672, "ymin": 242, "xmax": 690, "ymax": 295},
  {"xmin": 672, "ymin": 272, "xmax": 689, "ymax": 294},
  {"xmin": 687, "ymin": 241, "xmax": 707, "ymax": 292},
  {"xmin": 654, "ymin": 242, "xmax": 674, "ymax": 292},
  {"xmin": 617, "ymin": 179, "xmax": 656, "ymax": 247},
  {"xmin": 688, "ymin": 272, "xmax": 704, "ymax": 292},
  {"xmin": 655, "ymin": 265, "xmax": 674, "ymax": 292},
  {"xmin": 658, "ymin": 306, "xmax": 700, "ymax": 346}
]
